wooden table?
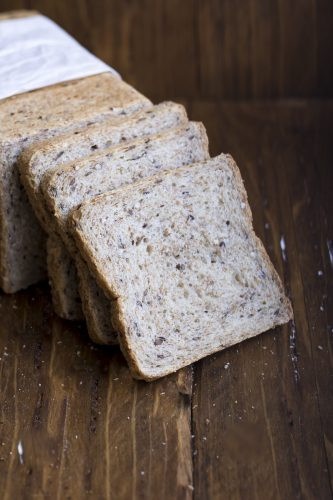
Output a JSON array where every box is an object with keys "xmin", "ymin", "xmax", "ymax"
[{"xmin": 0, "ymin": 101, "xmax": 332, "ymax": 499}]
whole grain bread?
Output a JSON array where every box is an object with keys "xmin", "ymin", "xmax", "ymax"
[
  {"xmin": 47, "ymin": 234, "xmax": 83, "ymax": 320},
  {"xmin": 71, "ymin": 154, "xmax": 293, "ymax": 380},
  {"xmin": 19, "ymin": 101, "xmax": 187, "ymax": 233},
  {"xmin": 0, "ymin": 72, "xmax": 150, "ymax": 292},
  {"xmin": 19, "ymin": 102, "xmax": 188, "ymax": 319},
  {"xmin": 43, "ymin": 122, "xmax": 209, "ymax": 343},
  {"xmin": 42, "ymin": 122, "xmax": 209, "ymax": 248},
  {"xmin": 75, "ymin": 255, "xmax": 118, "ymax": 344}
]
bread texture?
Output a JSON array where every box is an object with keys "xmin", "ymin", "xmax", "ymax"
[
  {"xmin": 42, "ymin": 122, "xmax": 209, "ymax": 246},
  {"xmin": 20, "ymin": 102, "xmax": 188, "ymax": 319},
  {"xmin": 75, "ymin": 255, "xmax": 118, "ymax": 344},
  {"xmin": 44, "ymin": 122, "xmax": 210, "ymax": 343},
  {"xmin": 71, "ymin": 154, "xmax": 293, "ymax": 380},
  {"xmin": 19, "ymin": 102, "xmax": 187, "ymax": 233},
  {"xmin": 0, "ymin": 72, "xmax": 150, "ymax": 292},
  {"xmin": 47, "ymin": 234, "xmax": 83, "ymax": 320}
]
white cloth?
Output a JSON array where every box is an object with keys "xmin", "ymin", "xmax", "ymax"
[{"xmin": 0, "ymin": 14, "xmax": 120, "ymax": 99}]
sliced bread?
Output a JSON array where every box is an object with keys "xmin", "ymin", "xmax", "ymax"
[
  {"xmin": 75, "ymin": 255, "xmax": 119, "ymax": 344},
  {"xmin": 19, "ymin": 102, "xmax": 188, "ymax": 319},
  {"xmin": 0, "ymin": 72, "xmax": 150, "ymax": 292},
  {"xmin": 19, "ymin": 102, "xmax": 187, "ymax": 233},
  {"xmin": 42, "ymin": 122, "xmax": 209, "ymax": 250},
  {"xmin": 43, "ymin": 122, "xmax": 210, "ymax": 343},
  {"xmin": 71, "ymin": 154, "xmax": 293, "ymax": 380},
  {"xmin": 47, "ymin": 234, "xmax": 83, "ymax": 321}
]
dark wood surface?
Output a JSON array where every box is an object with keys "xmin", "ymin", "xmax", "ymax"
[
  {"xmin": 1, "ymin": 2, "xmax": 333, "ymax": 499},
  {"xmin": 0, "ymin": 100, "xmax": 332, "ymax": 499},
  {"xmin": 0, "ymin": 0, "xmax": 332, "ymax": 100}
]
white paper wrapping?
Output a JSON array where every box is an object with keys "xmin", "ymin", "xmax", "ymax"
[{"xmin": 0, "ymin": 14, "xmax": 120, "ymax": 100}]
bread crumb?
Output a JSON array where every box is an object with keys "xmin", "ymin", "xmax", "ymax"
[
  {"xmin": 280, "ymin": 236, "xmax": 287, "ymax": 262},
  {"xmin": 17, "ymin": 441, "xmax": 24, "ymax": 464},
  {"xmin": 317, "ymin": 270, "xmax": 323, "ymax": 276},
  {"xmin": 224, "ymin": 362, "xmax": 230, "ymax": 369},
  {"xmin": 318, "ymin": 345, "xmax": 323, "ymax": 350},
  {"xmin": 327, "ymin": 239, "xmax": 333, "ymax": 268}
]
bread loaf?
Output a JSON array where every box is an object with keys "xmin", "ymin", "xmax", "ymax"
[
  {"xmin": 19, "ymin": 102, "xmax": 188, "ymax": 319},
  {"xmin": 0, "ymin": 72, "xmax": 150, "ymax": 292}
]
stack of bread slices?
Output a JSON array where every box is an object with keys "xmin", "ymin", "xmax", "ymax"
[{"xmin": 0, "ymin": 72, "xmax": 292, "ymax": 380}]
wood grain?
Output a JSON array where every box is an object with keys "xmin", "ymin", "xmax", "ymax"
[
  {"xmin": 0, "ymin": 286, "xmax": 193, "ymax": 499},
  {"xmin": 0, "ymin": 102, "xmax": 332, "ymax": 499},
  {"xmin": 0, "ymin": 0, "xmax": 332, "ymax": 100},
  {"xmin": 190, "ymin": 101, "xmax": 333, "ymax": 499},
  {"xmin": 0, "ymin": 3, "xmax": 332, "ymax": 498}
]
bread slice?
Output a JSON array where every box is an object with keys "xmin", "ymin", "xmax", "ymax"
[
  {"xmin": 19, "ymin": 102, "xmax": 187, "ymax": 233},
  {"xmin": 0, "ymin": 72, "xmax": 150, "ymax": 293},
  {"xmin": 42, "ymin": 122, "xmax": 209, "ymax": 250},
  {"xmin": 19, "ymin": 102, "xmax": 188, "ymax": 319},
  {"xmin": 75, "ymin": 255, "xmax": 118, "ymax": 344},
  {"xmin": 71, "ymin": 154, "xmax": 293, "ymax": 380},
  {"xmin": 47, "ymin": 234, "xmax": 84, "ymax": 320},
  {"xmin": 43, "ymin": 122, "xmax": 210, "ymax": 343}
]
